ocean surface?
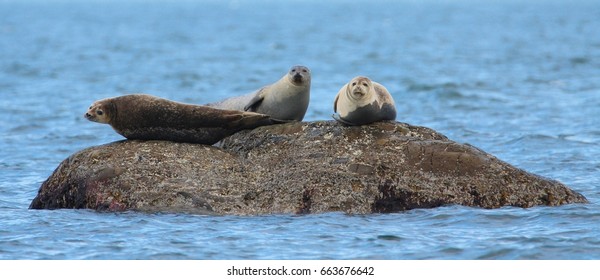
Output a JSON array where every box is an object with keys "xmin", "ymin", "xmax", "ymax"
[{"xmin": 1, "ymin": 0, "xmax": 599, "ymax": 260}]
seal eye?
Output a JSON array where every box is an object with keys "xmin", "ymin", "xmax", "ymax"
[
  {"xmin": 352, "ymin": 82, "xmax": 357, "ymax": 86},
  {"xmin": 302, "ymin": 69, "xmax": 308, "ymax": 73},
  {"xmin": 97, "ymin": 110, "xmax": 103, "ymax": 116},
  {"xmin": 363, "ymin": 83, "xmax": 368, "ymax": 87},
  {"xmin": 291, "ymin": 69, "xmax": 296, "ymax": 73}
]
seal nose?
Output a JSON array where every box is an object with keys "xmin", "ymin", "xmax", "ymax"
[
  {"xmin": 84, "ymin": 113, "xmax": 91, "ymax": 119},
  {"xmin": 293, "ymin": 73, "xmax": 302, "ymax": 83}
]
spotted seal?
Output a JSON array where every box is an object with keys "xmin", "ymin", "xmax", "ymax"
[{"xmin": 333, "ymin": 76, "xmax": 397, "ymax": 125}]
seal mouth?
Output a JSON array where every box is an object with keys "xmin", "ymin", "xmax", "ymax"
[{"xmin": 84, "ymin": 112, "xmax": 99, "ymax": 122}]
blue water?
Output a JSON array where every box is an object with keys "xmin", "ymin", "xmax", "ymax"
[{"xmin": 1, "ymin": 0, "xmax": 600, "ymax": 259}]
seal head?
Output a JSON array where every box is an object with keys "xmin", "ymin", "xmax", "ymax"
[
  {"xmin": 347, "ymin": 76, "xmax": 372, "ymax": 101},
  {"xmin": 288, "ymin": 65, "xmax": 311, "ymax": 86},
  {"xmin": 85, "ymin": 100, "xmax": 115, "ymax": 124}
]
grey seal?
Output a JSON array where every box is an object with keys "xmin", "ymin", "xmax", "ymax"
[{"xmin": 207, "ymin": 65, "xmax": 311, "ymax": 121}]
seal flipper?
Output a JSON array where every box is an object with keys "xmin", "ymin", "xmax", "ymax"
[
  {"xmin": 222, "ymin": 111, "xmax": 274, "ymax": 129},
  {"xmin": 269, "ymin": 118, "xmax": 296, "ymax": 124},
  {"xmin": 332, "ymin": 113, "xmax": 358, "ymax": 126},
  {"xmin": 333, "ymin": 93, "xmax": 339, "ymax": 113},
  {"xmin": 243, "ymin": 88, "xmax": 266, "ymax": 112}
]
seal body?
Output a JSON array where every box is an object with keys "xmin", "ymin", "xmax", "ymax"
[
  {"xmin": 84, "ymin": 94, "xmax": 276, "ymax": 144},
  {"xmin": 333, "ymin": 76, "xmax": 397, "ymax": 126},
  {"xmin": 207, "ymin": 65, "xmax": 311, "ymax": 121}
]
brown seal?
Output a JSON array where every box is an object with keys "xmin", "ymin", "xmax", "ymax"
[{"xmin": 84, "ymin": 94, "xmax": 276, "ymax": 144}]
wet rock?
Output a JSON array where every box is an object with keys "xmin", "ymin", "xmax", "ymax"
[{"xmin": 30, "ymin": 121, "xmax": 588, "ymax": 214}]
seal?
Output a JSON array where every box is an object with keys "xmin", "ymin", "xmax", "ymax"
[
  {"xmin": 207, "ymin": 65, "xmax": 311, "ymax": 121},
  {"xmin": 333, "ymin": 76, "xmax": 397, "ymax": 126},
  {"xmin": 84, "ymin": 94, "xmax": 276, "ymax": 144}
]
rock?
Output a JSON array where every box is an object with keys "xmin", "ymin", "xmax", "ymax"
[{"xmin": 30, "ymin": 121, "xmax": 588, "ymax": 214}]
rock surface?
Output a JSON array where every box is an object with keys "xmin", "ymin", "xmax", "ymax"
[{"xmin": 30, "ymin": 121, "xmax": 588, "ymax": 214}]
